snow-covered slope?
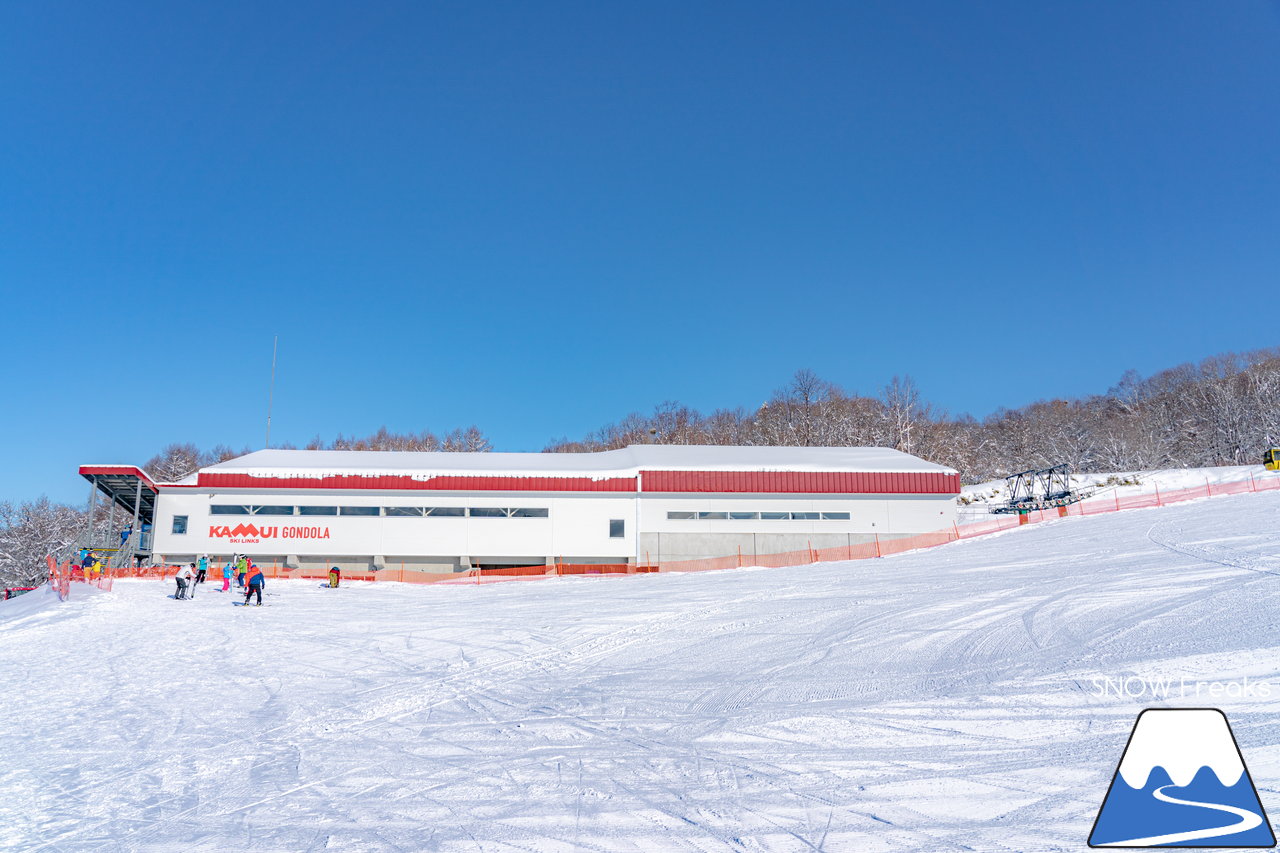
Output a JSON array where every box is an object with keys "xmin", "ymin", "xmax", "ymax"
[{"xmin": 4, "ymin": 489, "xmax": 1280, "ymax": 851}]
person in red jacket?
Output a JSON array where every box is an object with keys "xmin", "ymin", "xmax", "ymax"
[{"xmin": 243, "ymin": 563, "xmax": 265, "ymax": 606}]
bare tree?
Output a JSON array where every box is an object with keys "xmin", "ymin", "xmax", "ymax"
[
  {"xmin": 144, "ymin": 443, "xmax": 211, "ymax": 483},
  {"xmin": 881, "ymin": 375, "xmax": 923, "ymax": 455}
]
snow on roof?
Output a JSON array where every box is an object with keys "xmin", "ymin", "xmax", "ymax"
[{"xmin": 200, "ymin": 446, "xmax": 956, "ymax": 480}]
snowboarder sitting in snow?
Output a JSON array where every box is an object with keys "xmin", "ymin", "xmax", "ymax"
[
  {"xmin": 244, "ymin": 563, "xmax": 265, "ymax": 606},
  {"xmin": 328, "ymin": 567, "xmax": 341, "ymax": 588}
]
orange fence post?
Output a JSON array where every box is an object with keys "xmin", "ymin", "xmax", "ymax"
[
  {"xmin": 737, "ymin": 545, "xmax": 742, "ymax": 567},
  {"xmin": 1206, "ymin": 477, "xmax": 1211, "ymax": 497},
  {"xmin": 1251, "ymin": 472, "xmax": 1257, "ymax": 492},
  {"xmin": 1114, "ymin": 490, "xmax": 1120, "ymax": 512},
  {"xmin": 874, "ymin": 533, "xmax": 881, "ymax": 557},
  {"xmin": 1154, "ymin": 483, "xmax": 1161, "ymax": 506}
]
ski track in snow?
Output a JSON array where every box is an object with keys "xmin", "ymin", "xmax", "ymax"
[{"xmin": 5, "ymin": 492, "xmax": 1280, "ymax": 851}]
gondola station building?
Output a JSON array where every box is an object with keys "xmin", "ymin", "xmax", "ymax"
[{"xmin": 80, "ymin": 446, "xmax": 961, "ymax": 574}]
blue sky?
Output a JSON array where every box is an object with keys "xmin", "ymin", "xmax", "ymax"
[{"xmin": 2, "ymin": 1, "xmax": 1278, "ymax": 505}]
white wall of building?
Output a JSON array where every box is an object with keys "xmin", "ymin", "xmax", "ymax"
[
  {"xmin": 153, "ymin": 490, "xmax": 637, "ymax": 569},
  {"xmin": 636, "ymin": 493, "xmax": 955, "ymax": 562},
  {"xmin": 152, "ymin": 488, "xmax": 956, "ymax": 567}
]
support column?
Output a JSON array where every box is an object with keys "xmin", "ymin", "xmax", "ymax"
[
  {"xmin": 131, "ymin": 480, "xmax": 142, "ymax": 547},
  {"xmin": 82, "ymin": 478, "xmax": 98, "ymax": 546}
]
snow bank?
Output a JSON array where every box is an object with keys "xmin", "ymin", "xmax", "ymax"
[
  {"xmin": 0, "ymin": 581, "xmax": 111, "ymax": 625},
  {"xmin": 0, "ymin": 583, "xmax": 60, "ymax": 622}
]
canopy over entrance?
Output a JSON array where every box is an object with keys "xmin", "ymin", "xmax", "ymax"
[{"xmin": 79, "ymin": 465, "xmax": 160, "ymax": 524}]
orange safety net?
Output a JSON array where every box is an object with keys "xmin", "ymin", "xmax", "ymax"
[{"xmin": 46, "ymin": 557, "xmax": 115, "ymax": 599}]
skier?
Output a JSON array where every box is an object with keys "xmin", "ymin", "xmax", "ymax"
[
  {"xmin": 120, "ymin": 523, "xmax": 132, "ymax": 548},
  {"xmin": 174, "ymin": 564, "xmax": 193, "ymax": 600},
  {"xmin": 221, "ymin": 559, "xmax": 233, "ymax": 592},
  {"xmin": 244, "ymin": 563, "xmax": 265, "ymax": 606},
  {"xmin": 328, "ymin": 566, "xmax": 341, "ymax": 588},
  {"xmin": 196, "ymin": 555, "xmax": 208, "ymax": 584},
  {"xmin": 235, "ymin": 554, "xmax": 248, "ymax": 589}
]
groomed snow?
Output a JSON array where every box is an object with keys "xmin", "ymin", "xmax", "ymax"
[
  {"xmin": 198, "ymin": 445, "xmax": 957, "ymax": 481},
  {"xmin": 4, "ymin": 487, "xmax": 1280, "ymax": 850}
]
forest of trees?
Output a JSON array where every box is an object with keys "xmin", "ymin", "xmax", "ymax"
[
  {"xmin": 548, "ymin": 348, "xmax": 1280, "ymax": 484},
  {"xmin": 3, "ymin": 348, "xmax": 1278, "ymax": 588}
]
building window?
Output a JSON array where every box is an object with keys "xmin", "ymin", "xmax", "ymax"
[
  {"xmin": 253, "ymin": 505, "xmax": 295, "ymax": 516},
  {"xmin": 510, "ymin": 508, "xmax": 550, "ymax": 518},
  {"xmin": 211, "ymin": 505, "xmax": 251, "ymax": 515},
  {"xmin": 340, "ymin": 506, "xmax": 380, "ymax": 516},
  {"xmin": 425, "ymin": 507, "xmax": 465, "ymax": 517},
  {"xmin": 469, "ymin": 507, "xmax": 508, "ymax": 518},
  {"xmin": 666, "ymin": 510, "xmax": 852, "ymax": 521},
  {"xmin": 299, "ymin": 506, "xmax": 338, "ymax": 516},
  {"xmin": 609, "ymin": 519, "xmax": 625, "ymax": 538},
  {"xmin": 384, "ymin": 507, "xmax": 424, "ymax": 517},
  {"xmin": 172, "ymin": 515, "xmax": 188, "ymax": 535}
]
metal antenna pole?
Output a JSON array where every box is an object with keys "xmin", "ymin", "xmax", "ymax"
[{"xmin": 265, "ymin": 335, "xmax": 278, "ymax": 449}]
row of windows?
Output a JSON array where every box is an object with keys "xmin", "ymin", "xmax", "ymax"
[
  {"xmin": 667, "ymin": 511, "xmax": 851, "ymax": 521},
  {"xmin": 210, "ymin": 505, "xmax": 549, "ymax": 519},
  {"xmin": 179, "ymin": 513, "xmax": 624, "ymax": 537}
]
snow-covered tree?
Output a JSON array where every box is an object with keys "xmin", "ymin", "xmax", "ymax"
[{"xmin": 0, "ymin": 498, "xmax": 116, "ymax": 588}]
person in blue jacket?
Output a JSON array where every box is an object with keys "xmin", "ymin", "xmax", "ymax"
[{"xmin": 244, "ymin": 563, "xmax": 265, "ymax": 606}]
